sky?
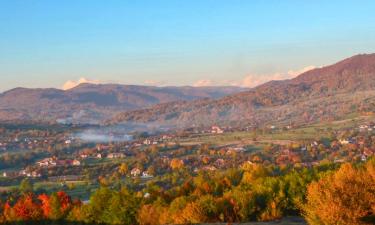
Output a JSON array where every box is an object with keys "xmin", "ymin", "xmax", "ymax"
[{"xmin": 1, "ymin": 0, "xmax": 375, "ymax": 91}]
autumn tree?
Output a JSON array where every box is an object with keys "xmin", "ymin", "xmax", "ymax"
[
  {"xmin": 170, "ymin": 158, "xmax": 184, "ymax": 170},
  {"xmin": 304, "ymin": 161, "xmax": 375, "ymax": 225},
  {"xmin": 19, "ymin": 178, "xmax": 33, "ymax": 194},
  {"xmin": 118, "ymin": 163, "xmax": 129, "ymax": 176},
  {"xmin": 12, "ymin": 194, "xmax": 42, "ymax": 221}
]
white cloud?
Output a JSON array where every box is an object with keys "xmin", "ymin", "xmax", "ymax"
[
  {"xmin": 287, "ymin": 65, "xmax": 316, "ymax": 77},
  {"xmin": 238, "ymin": 65, "xmax": 317, "ymax": 88},
  {"xmin": 62, "ymin": 77, "xmax": 102, "ymax": 90},
  {"xmin": 144, "ymin": 80, "xmax": 166, "ymax": 86},
  {"xmin": 193, "ymin": 79, "xmax": 214, "ymax": 87},
  {"xmin": 192, "ymin": 65, "xmax": 316, "ymax": 88}
]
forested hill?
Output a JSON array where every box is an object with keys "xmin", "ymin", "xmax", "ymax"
[
  {"xmin": 111, "ymin": 53, "xmax": 375, "ymax": 127},
  {"xmin": 0, "ymin": 85, "xmax": 246, "ymax": 123}
]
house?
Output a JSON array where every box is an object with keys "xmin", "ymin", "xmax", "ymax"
[
  {"xmin": 72, "ymin": 159, "xmax": 81, "ymax": 166},
  {"xmin": 232, "ymin": 147, "xmax": 245, "ymax": 152},
  {"xmin": 107, "ymin": 153, "xmax": 125, "ymax": 159},
  {"xmin": 143, "ymin": 139, "xmax": 151, "ymax": 145},
  {"xmin": 96, "ymin": 153, "xmax": 102, "ymax": 159},
  {"xmin": 131, "ymin": 168, "xmax": 141, "ymax": 177},
  {"xmin": 141, "ymin": 171, "xmax": 153, "ymax": 178},
  {"xmin": 211, "ymin": 126, "xmax": 224, "ymax": 134},
  {"xmin": 37, "ymin": 158, "xmax": 56, "ymax": 167},
  {"xmin": 65, "ymin": 140, "xmax": 72, "ymax": 144},
  {"xmin": 2, "ymin": 171, "xmax": 18, "ymax": 178},
  {"xmin": 19, "ymin": 170, "xmax": 27, "ymax": 176},
  {"xmin": 27, "ymin": 171, "xmax": 41, "ymax": 178},
  {"xmin": 80, "ymin": 154, "xmax": 89, "ymax": 159},
  {"xmin": 339, "ymin": 139, "xmax": 350, "ymax": 145}
]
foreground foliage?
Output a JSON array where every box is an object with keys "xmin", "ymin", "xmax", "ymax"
[
  {"xmin": 304, "ymin": 160, "xmax": 375, "ymax": 225},
  {"xmin": 0, "ymin": 159, "xmax": 374, "ymax": 225}
]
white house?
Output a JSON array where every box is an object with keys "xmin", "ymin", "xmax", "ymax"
[
  {"xmin": 339, "ymin": 139, "xmax": 350, "ymax": 145},
  {"xmin": 143, "ymin": 139, "xmax": 151, "ymax": 145},
  {"xmin": 211, "ymin": 126, "xmax": 224, "ymax": 134},
  {"xmin": 131, "ymin": 168, "xmax": 141, "ymax": 177},
  {"xmin": 141, "ymin": 171, "xmax": 153, "ymax": 178},
  {"xmin": 72, "ymin": 159, "xmax": 81, "ymax": 166}
]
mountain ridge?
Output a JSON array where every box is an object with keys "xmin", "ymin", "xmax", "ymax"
[
  {"xmin": 110, "ymin": 53, "xmax": 375, "ymax": 128},
  {"xmin": 0, "ymin": 84, "xmax": 248, "ymax": 123}
]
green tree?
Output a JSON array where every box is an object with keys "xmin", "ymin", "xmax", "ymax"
[
  {"xmin": 19, "ymin": 178, "xmax": 33, "ymax": 194},
  {"xmin": 48, "ymin": 193, "xmax": 63, "ymax": 220}
]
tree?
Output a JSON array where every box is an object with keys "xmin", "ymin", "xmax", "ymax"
[
  {"xmin": 38, "ymin": 194, "xmax": 51, "ymax": 218},
  {"xmin": 304, "ymin": 161, "xmax": 375, "ymax": 225},
  {"xmin": 83, "ymin": 187, "xmax": 139, "ymax": 225},
  {"xmin": 19, "ymin": 178, "xmax": 33, "ymax": 194},
  {"xmin": 138, "ymin": 203, "xmax": 166, "ymax": 225},
  {"xmin": 12, "ymin": 194, "xmax": 42, "ymax": 221},
  {"xmin": 170, "ymin": 158, "xmax": 184, "ymax": 170},
  {"xmin": 48, "ymin": 193, "xmax": 63, "ymax": 220},
  {"xmin": 118, "ymin": 163, "xmax": 129, "ymax": 176}
]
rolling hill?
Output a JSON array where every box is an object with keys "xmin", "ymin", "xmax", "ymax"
[
  {"xmin": 0, "ymin": 84, "xmax": 247, "ymax": 124},
  {"xmin": 111, "ymin": 53, "xmax": 375, "ymax": 128}
]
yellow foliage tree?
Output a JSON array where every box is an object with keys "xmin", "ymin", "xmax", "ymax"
[{"xmin": 170, "ymin": 158, "xmax": 184, "ymax": 170}]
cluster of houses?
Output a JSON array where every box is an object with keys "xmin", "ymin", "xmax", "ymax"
[
  {"xmin": 130, "ymin": 168, "xmax": 153, "ymax": 178},
  {"xmin": 358, "ymin": 122, "xmax": 375, "ymax": 132},
  {"xmin": 36, "ymin": 157, "xmax": 81, "ymax": 167},
  {"xmin": 2, "ymin": 169, "xmax": 41, "ymax": 178},
  {"xmin": 0, "ymin": 127, "xmax": 75, "ymax": 152}
]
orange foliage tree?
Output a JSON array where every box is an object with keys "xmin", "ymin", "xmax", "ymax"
[
  {"xmin": 12, "ymin": 194, "xmax": 42, "ymax": 221},
  {"xmin": 304, "ymin": 160, "xmax": 375, "ymax": 225}
]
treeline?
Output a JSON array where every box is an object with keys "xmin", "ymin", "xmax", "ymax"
[{"xmin": 0, "ymin": 159, "xmax": 374, "ymax": 225}]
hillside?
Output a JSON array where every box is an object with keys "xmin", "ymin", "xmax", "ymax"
[
  {"xmin": 111, "ymin": 53, "xmax": 375, "ymax": 128},
  {"xmin": 0, "ymin": 84, "xmax": 247, "ymax": 123}
]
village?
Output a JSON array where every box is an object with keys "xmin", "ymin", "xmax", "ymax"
[{"xmin": 0, "ymin": 121, "xmax": 374, "ymax": 189}]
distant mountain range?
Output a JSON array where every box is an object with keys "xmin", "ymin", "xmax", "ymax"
[
  {"xmin": 110, "ymin": 53, "xmax": 375, "ymax": 128},
  {"xmin": 0, "ymin": 84, "xmax": 247, "ymax": 124},
  {"xmin": 2, "ymin": 53, "xmax": 375, "ymax": 128}
]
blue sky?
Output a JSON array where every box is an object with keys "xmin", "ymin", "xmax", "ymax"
[{"xmin": 0, "ymin": 0, "xmax": 375, "ymax": 91}]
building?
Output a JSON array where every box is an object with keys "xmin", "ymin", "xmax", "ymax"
[
  {"xmin": 107, "ymin": 153, "xmax": 125, "ymax": 159},
  {"xmin": 141, "ymin": 171, "xmax": 153, "ymax": 178},
  {"xmin": 143, "ymin": 139, "xmax": 151, "ymax": 145},
  {"xmin": 37, "ymin": 158, "xmax": 56, "ymax": 167},
  {"xmin": 72, "ymin": 159, "xmax": 81, "ymax": 166},
  {"xmin": 131, "ymin": 168, "xmax": 141, "ymax": 177},
  {"xmin": 339, "ymin": 139, "xmax": 350, "ymax": 145},
  {"xmin": 211, "ymin": 126, "xmax": 224, "ymax": 134}
]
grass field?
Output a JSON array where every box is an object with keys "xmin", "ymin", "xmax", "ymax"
[{"xmin": 178, "ymin": 114, "xmax": 375, "ymax": 147}]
